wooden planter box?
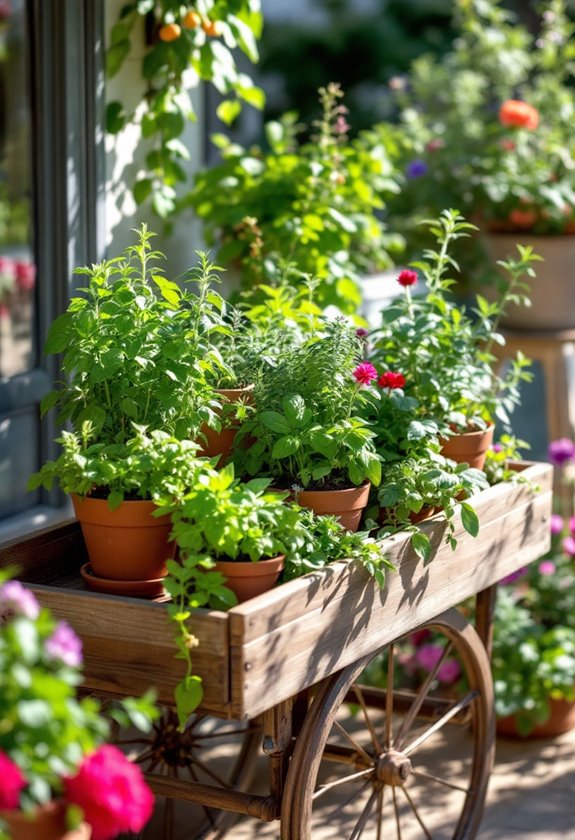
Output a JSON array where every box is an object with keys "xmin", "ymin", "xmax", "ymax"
[{"xmin": 0, "ymin": 463, "xmax": 552, "ymax": 720}]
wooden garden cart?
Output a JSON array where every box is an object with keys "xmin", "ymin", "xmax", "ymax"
[{"xmin": 0, "ymin": 462, "xmax": 553, "ymax": 839}]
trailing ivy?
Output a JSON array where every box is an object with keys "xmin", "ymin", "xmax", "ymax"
[{"xmin": 106, "ymin": 0, "xmax": 264, "ymax": 220}]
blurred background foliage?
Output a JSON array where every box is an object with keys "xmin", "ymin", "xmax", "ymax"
[{"xmin": 256, "ymin": 0, "xmax": 575, "ymax": 135}]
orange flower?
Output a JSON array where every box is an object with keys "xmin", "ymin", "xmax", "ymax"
[
  {"xmin": 499, "ymin": 100, "xmax": 539, "ymax": 130},
  {"xmin": 508, "ymin": 208, "xmax": 538, "ymax": 229}
]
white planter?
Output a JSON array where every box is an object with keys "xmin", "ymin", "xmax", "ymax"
[{"xmin": 359, "ymin": 269, "xmax": 427, "ymax": 328}]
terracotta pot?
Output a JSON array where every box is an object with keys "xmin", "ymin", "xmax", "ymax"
[
  {"xmin": 482, "ymin": 232, "xmax": 575, "ymax": 330},
  {"xmin": 296, "ymin": 482, "xmax": 371, "ymax": 532},
  {"xmin": 214, "ymin": 554, "xmax": 285, "ymax": 603},
  {"xmin": 378, "ymin": 504, "xmax": 440, "ymax": 527},
  {"xmin": 440, "ymin": 425, "xmax": 494, "ymax": 471},
  {"xmin": 72, "ymin": 495, "xmax": 175, "ymax": 582},
  {"xmin": 497, "ymin": 696, "xmax": 575, "ymax": 739},
  {"xmin": 199, "ymin": 385, "xmax": 254, "ymax": 464},
  {"xmin": 0, "ymin": 801, "xmax": 91, "ymax": 840}
]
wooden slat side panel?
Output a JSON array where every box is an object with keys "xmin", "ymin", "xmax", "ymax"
[
  {"xmin": 229, "ymin": 464, "xmax": 553, "ymax": 644},
  {"xmin": 231, "ymin": 488, "xmax": 552, "ymax": 718},
  {"xmin": 0, "ymin": 521, "xmax": 87, "ymax": 580},
  {"xmin": 28, "ymin": 587, "xmax": 230, "ymax": 715}
]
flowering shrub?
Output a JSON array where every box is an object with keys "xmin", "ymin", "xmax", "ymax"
[
  {"xmin": 386, "ymin": 0, "xmax": 575, "ymax": 245},
  {"xmin": 0, "ymin": 576, "xmax": 156, "ymax": 839},
  {"xmin": 490, "ymin": 435, "xmax": 575, "ymax": 734}
]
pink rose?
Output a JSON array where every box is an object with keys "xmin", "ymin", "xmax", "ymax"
[
  {"xmin": 0, "ymin": 750, "xmax": 26, "ymax": 810},
  {"xmin": 64, "ymin": 745, "xmax": 154, "ymax": 840}
]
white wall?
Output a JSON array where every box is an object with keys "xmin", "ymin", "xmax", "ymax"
[{"xmin": 104, "ymin": 0, "xmax": 206, "ymax": 276}]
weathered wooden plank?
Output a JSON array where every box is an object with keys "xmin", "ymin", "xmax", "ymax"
[
  {"xmin": 229, "ymin": 467, "xmax": 552, "ymax": 718},
  {"xmin": 25, "ymin": 586, "xmax": 230, "ymax": 715},
  {"xmin": 0, "ymin": 520, "xmax": 87, "ymax": 579}
]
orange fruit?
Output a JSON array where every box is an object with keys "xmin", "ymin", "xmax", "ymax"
[
  {"xmin": 202, "ymin": 18, "xmax": 222, "ymax": 36},
  {"xmin": 159, "ymin": 23, "xmax": 181, "ymax": 42},
  {"xmin": 182, "ymin": 10, "xmax": 201, "ymax": 29}
]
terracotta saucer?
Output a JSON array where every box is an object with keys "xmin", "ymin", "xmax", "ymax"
[{"xmin": 80, "ymin": 563, "xmax": 165, "ymax": 598}]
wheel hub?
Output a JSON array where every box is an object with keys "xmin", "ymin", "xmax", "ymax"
[{"xmin": 376, "ymin": 749, "xmax": 412, "ymax": 786}]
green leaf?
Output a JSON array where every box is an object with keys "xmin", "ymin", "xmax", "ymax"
[
  {"xmin": 106, "ymin": 40, "xmax": 130, "ymax": 77},
  {"xmin": 272, "ymin": 436, "xmax": 300, "ymax": 459},
  {"xmin": 175, "ymin": 676, "xmax": 204, "ymax": 729},
  {"xmin": 44, "ymin": 312, "xmax": 72, "ymax": 354},
  {"xmin": 282, "ymin": 394, "xmax": 306, "ymax": 427},
  {"xmin": 106, "ymin": 101, "xmax": 126, "ymax": 134},
  {"xmin": 237, "ymin": 84, "xmax": 265, "ymax": 109},
  {"xmin": 460, "ymin": 502, "xmax": 480, "ymax": 538},
  {"xmin": 259, "ymin": 411, "xmax": 292, "ymax": 435},
  {"xmin": 133, "ymin": 178, "xmax": 152, "ymax": 205},
  {"xmin": 216, "ymin": 99, "xmax": 242, "ymax": 125},
  {"xmin": 410, "ymin": 531, "xmax": 432, "ymax": 563}
]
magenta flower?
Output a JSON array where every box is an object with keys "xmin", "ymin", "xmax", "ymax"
[
  {"xmin": 499, "ymin": 567, "xmax": 528, "ymax": 585},
  {"xmin": 352, "ymin": 362, "xmax": 378, "ymax": 386},
  {"xmin": 356, "ymin": 328, "xmax": 369, "ymax": 339},
  {"xmin": 0, "ymin": 580, "xmax": 40, "ymax": 619},
  {"xmin": 548, "ymin": 437, "xmax": 575, "ymax": 466},
  {"xmin": 569, "ymin": 516, "xmax": 575, "ymax": 536},
  {"xmin": 415, "ymin": 644, "xmax": 461, "ymax": 684},
  {"xmin": 491, "ymin": 443, "xmax": 504, "ymax": 453},
  {"xmin": 538, "ymin": 560, "xmax": 556, "ymax": 576},
  {"xmin": 397, "ymin": 269, "xmax": 418, "ymax": 287},
  {"xmin": 0, "ymin": 255, "xmax": 16, "ymax": 280},
  {"xmin": 334, "ymin": 115, "xmax": 350, "ymax": 135},
  {"xmin": 551, "ymin": 513, "xmax": 565, "ymax": 535},
  {"xmin": 45, "ymin": 620, "xmax": 83, "ymax": 668},
  {"xmin": 15, "ymin": 260, "xmax": 36, "ymax": 292},
  {"xmin": 0, "ymin": 750, "xmax": 26, "ymax": 810},
  {"xmin": 563, "ymin": 535, "xmax": 575, "ymax": 556}
]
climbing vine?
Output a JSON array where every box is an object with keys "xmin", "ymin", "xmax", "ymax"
[{"xmin": 106, "ymin": 0, "xmax": 264, "ymax": 220}]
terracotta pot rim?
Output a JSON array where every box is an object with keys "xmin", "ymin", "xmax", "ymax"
[
  {"xmin": 215, "ymin": 383, "xmax": 255, "ymax": 399},
  {"xmin": 485, "ymin": 228, "xmax": 575, "ymax": 239},
  {"xmin": 72, "ymin": 495, "xmax": 169, "ymax": 527},
  {"xmin": 296, "ymin": 480, "xmax": 371, "ymax": 496},
  {"xmin": 441, "ymin": 423, "xmax": 495, "ymax": 442},
  {"xmin": 214, "ymin": 554, "xmax": 285, "ymax": 575}
]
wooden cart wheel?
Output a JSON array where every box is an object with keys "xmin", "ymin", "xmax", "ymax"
[
  {"xmin": 281, "ymin": 608, "xmax": 495, "ymax": 840},
  {"xmin": 114, "ymin": 708, "xmax": 262, "ymax": 840}
]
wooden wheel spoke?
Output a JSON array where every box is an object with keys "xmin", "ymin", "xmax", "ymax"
[
  {"xmin": 349, "ymin": 787, "xmax": 379, "ymax": 840},
  {"xmin": 188, "ymin": 755, "xmax": 235, "ymax": 789},
  {"xmin": 133, "ymin": 747, "xmax": 155, "ymax": 766},
  {"xmin": 385, "ymin": 643, "xmax": 395, "ymax": 749},
  {"xmin": 192, "ymin": 727, "xmax": 255, "ymax": 742},
  {"xmin": 392, "ymin": 787, "xmax": 402, "ymax": 840},
  {"xmin": 403, "ymin": 690, "xmax": 478, "ymax": 757},
  {"xmin": 333, "ymin": 719, "xmax": 374, "ymax": 766},
  {"xmin": 412, "ymin": 769, "xmax": 471, "ymax": 794},
  {"xmin": 312, "ymin": 767, "xmax": 374, "ymax": 800},
  {"xmin": 377, "ymin": 786, "xmax": 385, "ymax": 840},
  {"xmin": 353, "ymin": 683, "xmax": 382, "ymax": 753},
  {"xmin": 395, "ymin": 642, "xmax": 455, "ymax": 750},
  {"xmin": 400, "ymin": 785, "xmax": 434, "ymax": 840},
  {"xmin": 330, "ymin": 779, "xmax": 373, "ymax": 819}
]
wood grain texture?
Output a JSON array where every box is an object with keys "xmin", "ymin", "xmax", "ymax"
[{"xmin": 228, "ymin": 463, "xmax": 552, "ymax": 717}]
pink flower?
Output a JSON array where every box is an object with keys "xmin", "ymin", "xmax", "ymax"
[
  {"xmin": 334, "ymin": 115, "xmax": 350, "ymax": 135},
  {"xmin": 352, "ymin": 362, "xmax": 378, "ymax": 386},
  {"xmin": 64, "ymin": 745, "xmax": 154, "ymax": 840},
  {"xmin": 0, "ymin": 580, "xmax": 40, "ymax": 619},
  {"xmin": 356, "ymin": 328, "xmax": 369, "ymax": 339},
  {"xmin": 397, "ymin": 269, "xmax": 418, "ymax": 287},
  {"xmin": 415, "ymin": 644, "xmax": 461, "ymax": 684},
  {"xmin": 563, "ymin": 535, "xmax": 575, "ymax": 556},
  {"xmin": 0, "ymin": 255, "xmax": 16, "ymax": 281},
  {"xmin": 426, "ymin": 138, "xmax": 445, "ymax": 152},
  {"xmin": 551, "ymin": 514, "xmax": 565, "ymax": 535},
  {"xmin": 15, "ymin": 261, "xmax": 36, "ymax": 292},
  {"xmin": 548, "ymin": 437, "xmax": 575, "ymax": 466},
  {"xmin": 0, "ymin": 750, "xmax": 26, "ymax": 810},
  {"xmin": 500, "ymin": 139, "xmax": 516, "ymax": 151},
  {"xmin": 499, "ymin": 567, "xmax": 528, "ymax": 585},
  {"xmin": 378, "ymin": 371, "xmax": 406, "ymax": 390},
  {"xmin": 45, "ymin": 621, "xmax": 83, "ymax": 668},
  {"xmin": 538, "ymin": 560, "xmax": 556, "ymax": 576}
]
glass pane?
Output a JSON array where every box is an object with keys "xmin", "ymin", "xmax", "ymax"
[{"xmin": 0, "ymin": 0, "xmax": 35, "ymax": 377}]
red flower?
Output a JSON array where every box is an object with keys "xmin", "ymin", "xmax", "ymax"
[
  {"xmin": 378, "ymin": 371, "xmax": 406, "ymax": 390},
  {"xmin": 499, "ymin": 99, "xmax": 539, "ymax": 130},
  {"xmin": 508, "ymin": 208, "xmax": 538, "ymax": 229},
  {"xmin": 352, "ymin": 362, "xmax": 378, "ymax": 386},
  {"xmin": 500, "ymin": 139, "xmax": 516, "ymax": 151},
  {"xmin": 397, "ymin": 269, "xmax": 418, "ymax": 287},
  {"xmin": 64, "ymin": 746, "xmax": 154, "ymax": 840},
  {"xmin": 0, "ymin": 750, "xmax": 26, "ymax": 810}
]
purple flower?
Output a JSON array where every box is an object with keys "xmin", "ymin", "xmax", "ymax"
[
  {"xmin": 491, "ymin": 443, "xmax": 504, "ymax": 453},
  {"xmin": 563, "ymin": 535, "xmax": 575, "ymax": 557},
  {"xmin": 547, "ymin": 437, "xmax": 575, "ymax": 466},
  {"xmin": 538, "ymin": 560, "xmax": 556, "ymax": 576},
  {"xmin": 499, "ymin": 567, "xmax": 528, "ymax": 585},
  {"xmin": 0, "ymin": 581, "xmax": 39, "ymax": 619},
  {"xmin": 405, "ymin": 159, "xmax": 429, "ymax": 179},
  {"xmin": 45, "ymin": 620, "xmax": 83, "ymax": 668},
  {"xmin": 356, "ymin": 328, "xmax": 369, "ymax": 339},
  {"xmin": 551, "ymin": 514, "xmax": 565, "ymax": 535},
  {"xmin": 569, "ymin": 516, "xmax": 575, "ymax": 536}
]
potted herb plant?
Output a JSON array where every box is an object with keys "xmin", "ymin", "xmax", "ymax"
[
  {"xmin": 0, "ymin": 575, "xmax": 155, "ymax": 839},
  {"xmin": 28, "ymin": 424, "xmax": 205, "ymax": 595},
  {"xmin": 368, "ymin": 210, "xmax": 536, "ymax": 469},
  {"xmin": 190, "ymin": 82, "xmax": 402, "ymax": 313},
  {"xmin": 233, "ymin": 317, "xmax": 382, "ymax": 530}
]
